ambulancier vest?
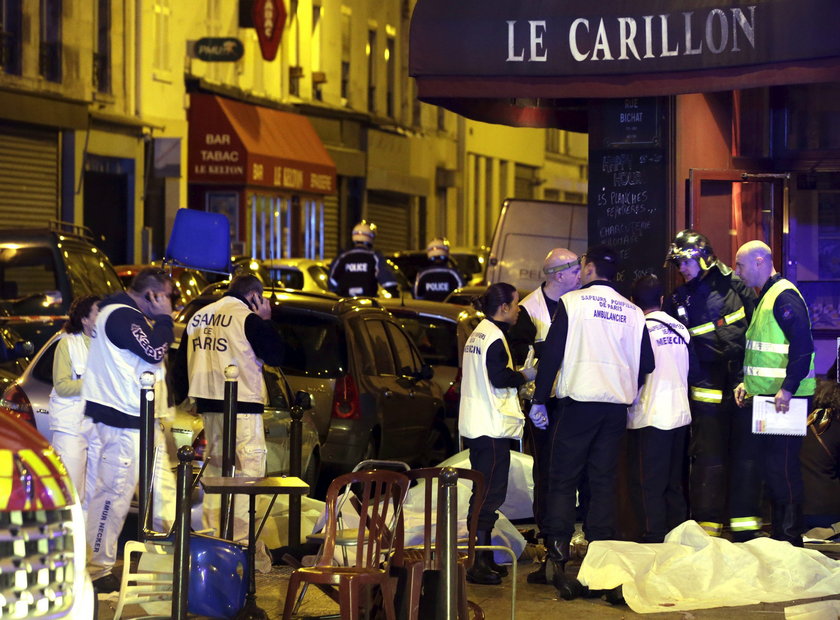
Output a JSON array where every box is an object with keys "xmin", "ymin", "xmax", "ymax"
[
  {"xmin": 628, "ymin": 311, "xmax": 691, "ymax": 430},
  {"xmin": 744, "ymin": 279, "xmax": 815, "ymax": 397},
  {"xmin": 186, "ymin": 296, "xmax": 267, "ymax": 405},
  {"xmin": 459, "ymin": 319, "xmax": 524, "ymax": 440},
  {"xmin": 519, "ymin": 286, "xmax": 552, "ymax": 342},
  {"xmin": 556, "ymin": 284, "xmax": 646, "ymax": 405},
  {"xmin": 82, "ymin": 303, "xmax": 162, "ymax": 416}
]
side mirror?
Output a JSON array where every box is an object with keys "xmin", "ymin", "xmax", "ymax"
[
  {"xmin": 294, "ymin": 390, "xmax": 312, "ymax": 410},
  {"xmin": 419, "ymin": 364, "xmax": 434, "ymax": 381}
]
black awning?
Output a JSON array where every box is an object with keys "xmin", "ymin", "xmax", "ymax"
[{"xmin": 410, "ymin": 0, "xmax": 840, "ymax": 129}]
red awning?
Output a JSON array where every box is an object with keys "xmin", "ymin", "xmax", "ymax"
[
  {"xmin": 188, "ymin": 94, "xmax": 336, "ymax": 194},
  {"xmin": 409, "ymin": 0, "xmax": 840, "ymax": 130}
]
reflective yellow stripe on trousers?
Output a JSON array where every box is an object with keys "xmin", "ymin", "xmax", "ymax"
[
  {"xmin": 689, "ymin": 306, "xmax": 747, "ymax": 336},
  {"xmin": 730, "ymin": 516, "xmax": 763, "ymax": 531},
  {"xmin": 699, "ymin": 521, "xmax": 723, "ymax": 537},
  {"xmin": 690, "ymin": 387, "xmax": 723, "ymax": 403}
]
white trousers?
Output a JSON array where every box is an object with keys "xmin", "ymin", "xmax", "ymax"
[
  {"xmin": 201, "ymin": 413, "xmax": 267, "ymax": 538},
  {"xmin": 51, "ymin": 416, "xmax": 100, "ymax": 513},
  {"xmin": 85, "ymin": 423, "xmax": 139, "ymax": 580}
]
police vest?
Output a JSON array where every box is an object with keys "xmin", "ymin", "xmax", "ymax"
[
  {"xmin": 414, "ymin": 266, "xmax": 462, "ymax": 301},
  {"xmin": 519, "ymin": 287, "xmax": 552, "ymax": 342},
  {"xmin": 329, "ymin": 248, "xmax": 379, "ymax": 297},
  {"xmin": 186, "ymin": 296, "xmax": 267, "ymax": 405},
  {"xmin": 82, "ymin": 303, "xmax": 163, "ymax": 417},
  {"xmin": 556, "ymin": 285, "xmax": 646, "ymax": 405},
  {"xmin": 48, "ymin": 332, "xmax": 90, "ymax": 433},
  {"xmin": 628, "ymin": 311, "xmax": 691, "ymax": 430},
  {"xmin": 744, "ymin": 279, "xmax": 815, "ymax": 397},
  {"xmin": 458, "ymin": 319, "xmax": 524, "ymax": 440}
]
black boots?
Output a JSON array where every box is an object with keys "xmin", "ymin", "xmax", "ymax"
[
  {"xmin": 772, "ymin": 503, "xmax": 804, "ymax": 547},
  {"xmin": 527, "ymin": 561, "xmax": 548, "ymax": 584},
  {"xmin": 466, "ymin": 530, "xmax": 502, "ymax": 585},
  {"xmin": 478, "ymin": 530, "xmax": 508, "ymax": 577},
  {"xmin": 544, "ymin": 536, "xmax": 586, "ymax": 600}
]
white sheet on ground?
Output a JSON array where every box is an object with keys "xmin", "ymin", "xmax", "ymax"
[
  {"xmin": 578, "ymin": 520, "xmax": 840, "ymax": 614},
  {"xmin": 438, "ymin": 449, "xmax": 534, "ymax": 521}
]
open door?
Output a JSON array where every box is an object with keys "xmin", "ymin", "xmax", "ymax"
[{"xmin": 688, "ymin": 170, "xmax": 789, "ymax": 274}]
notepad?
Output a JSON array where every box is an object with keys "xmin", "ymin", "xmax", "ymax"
[{"xmin": 752, "ymin": 396, "xmax": 807, "ymax": 436}]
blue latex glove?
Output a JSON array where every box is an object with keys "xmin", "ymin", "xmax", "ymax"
[{"xmin": 528, "ymin": 403, "xmax": 548, "ymax": 430}]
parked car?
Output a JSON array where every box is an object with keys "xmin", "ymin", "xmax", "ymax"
[
  {"xmin": 0, "ymin": 221, "xmax": 123, "ymax": 350},
  {"xmin": 449, "ymin": 245, "xmax": 489, "ymax": 286},
  {"xmin": 115, "ymin": 263, "xmax": 210, "ymax": 315},
  {"xmin": 443, "ymin": 285, "xmax": 530, "ymax": 307},
  {"xmin": 178, "ymin": 291, "xmax": 444, "ymax": 480},
  {"xmin": 261, "ymin": 258, "xmax": 336, "ymax": 295},
  {"xmin": 0, "ymin": 329, "xmax": 322, "ymax": 489},
  {"xmin": 379, "ymin": 298, "xmax": 483, "ymax": 457},
  {"xmin": 0, "ymin": 413, "xmax": 96, "ymax": 618}
]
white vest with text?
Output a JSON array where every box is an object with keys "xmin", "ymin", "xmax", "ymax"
[
  {"xmin": 519, "ymin": 286, "xmax": 552, "ymax": 342},
  {"xmin": 459, "ymin": 319, "xmax": 524, "ymax": 440},
  {"xmin": 186, "ymin": 296, "xmax": 267, "ymax": 405},
  {"xmin": 556, "ymin": 285, "xmax": 646, "ymax": 405}
]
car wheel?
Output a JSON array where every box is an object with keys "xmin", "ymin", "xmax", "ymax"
[{"xmin": 302, "ymin": 450, "xmax": 320, "ymax": 495}]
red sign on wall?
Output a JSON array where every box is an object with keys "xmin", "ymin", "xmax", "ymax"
[{"xmin": 253, "ymin": 0, "xmax": 286, "ymax": 61}]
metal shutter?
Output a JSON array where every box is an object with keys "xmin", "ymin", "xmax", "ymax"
[
  {"xmin": 323, "ymin": 193, "xmax": 339, "ymax": 260},
  {"xmin": 367, "ymin": 195, "xmax": 410, "ymax": 255},
  {"xmin": 0, "ymin": 123, "xmax": 59, "ymax": 227}
]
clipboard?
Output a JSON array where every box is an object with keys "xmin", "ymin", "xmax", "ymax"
[{"xmin": 751, "ymin": 396, "xmax": 807, "ymax": 436}]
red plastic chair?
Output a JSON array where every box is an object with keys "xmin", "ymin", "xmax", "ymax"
[
  {"xmin": 399, "ymin": 467, "xmax": 485, "ymax": 620},
  {"xmin": 282, "ymin": 470, "xmax": 411, "ymax": 620}
]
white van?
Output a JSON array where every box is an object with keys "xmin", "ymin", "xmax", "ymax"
[{"xmin": 485, "ymin": 198, "xmax": 588, "ymax": 291}]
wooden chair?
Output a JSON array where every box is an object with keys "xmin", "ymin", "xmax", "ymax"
[
  {"xmin": 282, "ymin": 469, "xmax": 411, "ymax": 620},
  {"xmin": 398, "ymin": 467, "xmax": 485, "ymax": 620}
]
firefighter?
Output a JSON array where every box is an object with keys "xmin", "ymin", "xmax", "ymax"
[
  {"xmin": 414, "ymin": 237, "xmax": 464, "ymax": 301},
  {"xmin": 663, "ymin": 229, "xmax": 759, "ymax": 541},
  {"xmin": 328, "ymin": 220, "xmax": 399, "ymax": 297},
  {"xmin": 734, "ymin": 240, "xmax": 815, "ymax": 546}
]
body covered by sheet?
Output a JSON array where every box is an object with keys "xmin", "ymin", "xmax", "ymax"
[{"xmin": 578, "ymin": 521, "xmax": 840, "ymax": 614}]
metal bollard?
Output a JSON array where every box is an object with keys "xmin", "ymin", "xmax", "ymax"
[
  {"xmin": 288, "ymin": 402, "xmax": 304, "ymax": 548},
  {"xmin": 436, "ymin": 467, "xmax": 459, "ymax": 620},
  {"xmin": 220, "ymin": 364, "xmax": 238, "ymax": 540},
  {"xmin": 172, "ymin": 446, "xmax": 194, "ymax": 620},
  {"xmin": 139, "ymin": 371, "xmax": 156, "ymax": 541}
]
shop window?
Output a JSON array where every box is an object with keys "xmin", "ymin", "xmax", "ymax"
[
  {"xmin": 153, "ymin": 0, "xmax": 171, "ymax": 75},
  {"xmin": 0, "ymin": 0, "xmax": 21, "ymax": 75},
  {"xmin": 732, "ymin": 89, "xmax": 769, "ymax": 158},
  {"xmin": 781, "ymin": 84, "xmax": 840, "ymax": 152},
  {"xmin": 39, "ymin": 0, "xmax": 61, "ymax": 82},
  {"xmin": 93, "ymin": 0, "xmax": 110, "ymax": 93}
]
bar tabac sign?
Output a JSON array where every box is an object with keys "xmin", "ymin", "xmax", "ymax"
[{"xmin": 253, "ymin": 0, "xmax": 286, "ymax": 61}]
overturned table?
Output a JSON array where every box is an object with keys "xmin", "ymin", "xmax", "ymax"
[{"xmin": 201, "ymin": 475, "xmax": 310, "ymax": 620}]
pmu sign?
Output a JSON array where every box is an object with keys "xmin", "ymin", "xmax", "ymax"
[{"xmin": 253, "ymin": 0, "xmax": 287, "ymax": 61}]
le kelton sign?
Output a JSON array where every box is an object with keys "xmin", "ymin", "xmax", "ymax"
[{"xmin": 253, "ymin": 0, "xmax": 287, "ymax": 61}]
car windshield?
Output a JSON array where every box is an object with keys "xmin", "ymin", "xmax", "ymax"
[
  {"xmin": 0, "ymin": 245, "xmax": 58, "ymax": 302},
  {"xmin": 394, "ymin": 315, "xmax": 459, "ymax": 367},
  {"xmin": 274, "ymin": 311, "xmax": 346, "ymax": 378},
  {"xmin": 451, "ymin": 253, "xmax": 484, "ymax": 277}
]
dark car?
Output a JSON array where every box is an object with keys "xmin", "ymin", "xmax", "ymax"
[
  {"xmin": 387, "ymin": 246, "xmax": 488, "ymax": 290},
  {"xmin": 0, "ymin": 222, "xmax": 123, "ymax": 349},
  {"xmin": 177, "ymin": 291, "xmax": 443, "ymax": 478}
]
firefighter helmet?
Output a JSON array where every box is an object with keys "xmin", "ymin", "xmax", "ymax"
[
  {"xmin": 664, "ymin": 229, "xmax": 716, "ymax": 270},
  {"xmin": 351, "ymin": 220, "xmax": 377, "ymax": 245},
  {"xmin": 426, "ymin": 237, "xmax": 450, "ymax": 260}
]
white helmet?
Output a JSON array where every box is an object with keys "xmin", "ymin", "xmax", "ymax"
[
  {"xmin": 426, "ymin": 237, "xmax": 450, "ymax": 260},
  {"xmin": 351, "ymin": 220, "xmax": 376, "ymax": 245}
]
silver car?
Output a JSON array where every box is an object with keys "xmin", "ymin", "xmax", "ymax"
[{"xmin": 0, "ymin": 331, "xmax": 322, "ymax": 488}]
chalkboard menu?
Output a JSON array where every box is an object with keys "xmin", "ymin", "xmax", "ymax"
[{"xmin": 588, "ymin": 98, "xmax": 670, "ymax": 295}]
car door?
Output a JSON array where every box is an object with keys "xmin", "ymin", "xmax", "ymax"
[
  {"xmin": 382, "ymin": 320, "xmax": 440, "ymax": 458},
  {"xmin": 360, "ymin": 318, "xmax": 417, "ymax": 460}
]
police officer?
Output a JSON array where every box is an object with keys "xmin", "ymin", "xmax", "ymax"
[
  {"xmin": 734, "ymin": 240, "xmax": 815, "ymax": 546},
  {"xmin": 176, "ymin": 274, "xmax": 284, "ymax": 569},
  {"xmin": 414, "ymin": 237, "xmax": 464, "ymax": 301},
  {"xmin": 663, "ymin": 230, "xmax": 760, "ymax": 541},
  {"xmin": 83, "ymin": 268, "xmax": 174, "ymax": 592},
  {"xmin": 507, "ymin": 247, "xmax": 580, "ymax": 584},
  {"xmin": 328, "ymin": 220, "xmax": 399, "ymax": 297},
  {"xmin": 528, "ymin": 245, "xmax": 654, "ymax": 599},
  {"xmin": 459, "ymin": 282, "xmax": 536, "ymax": 585}
]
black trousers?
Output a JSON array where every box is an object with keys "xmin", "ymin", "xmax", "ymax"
[
  {"xmin": 756, "ymin": 434, "xmax": 804, "ymax": 505},
  {"xmin": 627, "ymin": 425, "xmax": 688, "ymax": 543},
  {"xmin": 543, "ymin": 399, "xmax": 627, "ymax": 542},
  {"xmin": 465, "ymin": 436, "xmax": 512, "ymax": 531},
  {"xmin": 524, "ymin": 407, "xmax": 550, "ymax": 536}
]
